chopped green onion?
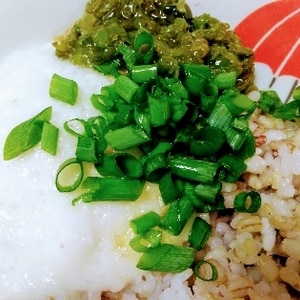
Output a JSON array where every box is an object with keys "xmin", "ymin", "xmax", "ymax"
[
  {"xmin": 148, "ymin": 141, "xmax": 172, "ymax": 156},
  {"xmin": 169, "ymin": 97, "xmax": 189, "ymax": 123},
  {"xmin": 222, "ymin": 90, "xmax": 256, "ymax": 117},
  {"xmin": 235, "ymin": 129, "xmax": 256, "ymax": 160},
  {"xmin": 114, "ymin": 75, "xmax": 139, "ymax": 104},
  {"xmin": 194, "ymin": 182, "xmax": 222, "ymax": 203},
  {"xmin": 148, "ymin": 95, "xmax": 171, "ymax": 127},
  {"xmin": 169, "ymin": 157, "xmax": 218, "ymax": 184},
  {"xmin": 136, "ymin": 244, "xmax": 194, "ymax": 273},
  {"xmin": 81, "ymin": 177, "xmax": 144, "ymax": 201},
  {"xmin": 72, "ymin": 191, "xmax": 95, "ymax": 206},
  {"xmin": 134, "ymin": 106, "xmax": 151, "ymax": 136},
  {"xmin": 89, "ymin": 116, "xmax": 109, "ymax": 153},
  {"xmin": 49, "ymin": 73, "xmax": 78, "ymax": 105},
  {"xmin": 190, "ymin": 127, "xmax": 225, "ymax": 156},
  {"xmin": 188, "ymin": 217, "xmax": 212, "ymax": 251},
  {"xmin": 144, "ymin": 153, "xmax": 168, "ymax": 182},
  {"xmin": 130, "ymin": 211, "xmax": 161, "ymax": 234},
  {"xmin": 200, "ymin": 194, "xmax": 226, "ymax": 213},
  {"xmin": 181, "ymin": 63, "xmax": 211, "ymax": 96},
  {"xmin": 96, "ymin": 153, "xmax": 143, "ymax": 178},
  {"xmin": 199, "ymin": 82, "xmax": 218, "ymax": 114},
  {"xmin": 94, "ymin": 59, "xmax": 121, "ymax": 77},
  {"xmin": 273, "ymin": 100, "xmax": 300, "ymax": 120},
  {"xmin": 257, "ymin": 90, "xmax": 282, "ymax": 114},
  {"xmin": 234, "ymin": 191, "xmax": 261, "ymax": 213},
  {"xmin": 160, "ymin": 196, "xmax": 194, "ymax": 236},
  {"xmin": 131, "ymin": 65, "xmax": 157, "ymax": 83},
  {"xmin": 63, "ymin": 118, "xmax": 89, "ymax": 137},
  {"xmin": 162, "ymin": 77, "xmax": 189, "ymax": 99},
  {"xmin": 213, "ymin": 71, "xmax": 237, "ymax": 89},
  {"xmin": 3, "ymin": 107, "xmax": 52, "ymax": 160},
  {"xmin": 91, "ymin": 84, "xmax": 118, "ymax": 112},
  {"xmin": 117, "ymin": 44, "xmax": 136, "ymax": 68},
  {"xmin": 55, "ymin": 158, "xmax": 83, "ymax": 192},
  {"xmin": 104, "ymin": 125, "xmax": 150, "ymax": 151},
  {"xmin": 159, "ymin": 172, "xmax": 181, "ymax": 205},
  {"xmin": 112, "ymin": 103, "xmax": 134, "ymax": 128},
  {"xmin": 194, "ymin": 260, "xmax": 218, "ymax": 281},
  {"xmin": 207, "ymin": 102, "xmax": 233, "ymax": 131},
  {"xmin": 218, "ymin": 154, "xmax": 247, "ymax": 183},
  {"xmin": 129, "ymin": 229, "xmax": 162, "ymax": 252},
  {"xmin": 224, "ymin": 126, "xmax": 248, "ymax": 151},
  {"xmin": 41, "ymin": 121, "xmax": 59, "ymax": 155},
  {"xmin": 232, "ymin": 115, "xmax": 250, "ymax": 131},
  {"xmin": 134, "ymin": 29, "xmax": 154, "ymax": 65},
  {"xmin": 293, "ymin": 86, "xmax": 300, "ymax": 100},
  {"xmin": 75, "ymin": 136, "xmax": 99, "ymax": 163}
]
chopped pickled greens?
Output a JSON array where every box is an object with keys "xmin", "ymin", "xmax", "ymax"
[{"xmin": 53, "ymin": 0, "xmax": 255, "ymax": 94}]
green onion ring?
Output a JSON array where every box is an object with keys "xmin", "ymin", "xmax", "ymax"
[
  {"xmin": 194, "ymin": 260, "xmax": 218, "ymax": 281},
  {"xmin": 55, "ymin": 158, "xmax": 84, "ymax": 192}
]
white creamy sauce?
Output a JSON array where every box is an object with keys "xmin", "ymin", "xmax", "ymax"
[{"xmin": 0, "ymin": 44, "xmax": 164, "ymax": 298}]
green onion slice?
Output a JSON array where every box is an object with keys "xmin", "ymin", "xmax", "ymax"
[
  {"xmin": 49, "ymin": 73, "xmax": 78, "ymax": 105},
  {"xmin": 96, "ymin": 153, "xmax": 143, "ymax": 178},
  {"xmin": 134, "ymin": 29, "xmax": 154, "ymax": 65},
  {"xmin": 63, "ymin": 118, "xmax": 89, "ymax": 137},
  {"xmin": 3, "ymin": 106, "xmax": 52, "ymax": 160},
  {"xmin": 273, "ymin": 100, "xmax": 300, "ymax": 120},
  {"xmin": 114, "ymin": 75, "xmax": 139, "ymax": 104},
  {"xmin": 131, "ymin": 65, "xmax": 157, "ymax": 83},
  {"xmin": 129, "ymin": 229, "xmax": 162, "ymax": 252},
  {"xmin": 194, "ymin": 182, "xmax": 222, "ymax": 203},
  {"xmin": 218, "ymin": 154, "xmax": 247, "ymax": 183},
  {"xmin": 75, "ymin": 136, "xmax": 100, "ymax": 163},
  {"xmin": 257, "ymin": 90, "xmax": 282, "ymax": 115},
  {"xmin": 81, "ymin": 177, "xmax": 144, "ymax": 201},
  {"xmin": 160, "ymin": 196, "xmax": 194, "ymax": 236},
  {"xmin": 41, "ymin": 121, "xmax": 59, "ymax": 156},
  {"xmin": 130, "ymin": 211, "xmax": 161, "ymax": 234},
  {"xmin": 194, "ymin": 260, "xmax": 218, "ymax": 281},
  {"xmin": 234, "ymin": 191, "xmax": 261, "ymax": 213},
  {"xmin": 170, "ymin": 157, "xmax": 218, "ymax": 184},
  {"xmin": 144, "ymin": 153, "xmax": 168, "ymax": 182},
  {"xmin": 104, "ymin": 125, "xmax": 150, "ymax": 151},
  {"xmin": 159, "ymin": 172, "xmax": 181, "ymax": 205},
  {"xmin": 190, "ymin": 127, "xmax": 225, "ymax": 157},
  {"xmin": 213, "ymin": 71, "xmax": 237, "ymax": 90},
  {"xmin": 137, "ymin": 244, "xmax": 194, "ymax": 273},
  {"xmin": 188, "ymin": 217, "xmax": 212, "ymax": 251},
  {"xmin": 293, "ymin": 86, "xmax": 300, "ymax": 100},
  {"xmin": 148, "ymin": 94, "xmax": 171, "ymax": 127},
  {"xmin": 55, "ymin": 158, "xmax": 84, "ymax": 192}
]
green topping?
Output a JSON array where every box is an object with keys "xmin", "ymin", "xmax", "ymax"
[
  {"xmin": 234, "ymin": 191, "xmax": 261, "ymax": 213},
  {"xmin": 41, "ymin": 121, "xmax": 59, "ymax": 156},
  {"xmin": 136, "ymin": 244, "xmax": 194, "ymax": 273},
  {"xmin": 194, "ymin": 260, "xmax": 218, "ymax": 281},
  {"xmin": 188, "ymin": 217, "xmax": 212, "ymax": 251},
  {"xmin": 55, "ymin": 158, "xmax": 83, "ymax": 192},
  {"xmin": 49, "ymin": 73, "xmax": 78, "ymax": 105},
  {"xmin": 130, "ymin": 211, "xmax": 161, "ymax": 234},
  {"xmin": 80, "ymin": 177, "xmax": 145, "ymax": 202},
  {"xmin": 104, "ymin": 125, "xmax": 150, "ymax": 151},
  {"xmin": 258, "ymin": 89, "xmax": 300, "ymax": 120},
  {"xmin": 96, "ymin": 153, "xmax": 143, "ymax": 178},
  {"xmin": 3, "ymin": 107, "xmax": 53, "ymax": 160},
  {"xmin": 129, "ymin": 229, "xmax": 162, "ymax": 252}
]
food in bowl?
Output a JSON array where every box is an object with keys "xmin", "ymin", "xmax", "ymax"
[{"xmin": 1, "ymin": 0, "xmax": 300, "ymax": 299}]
